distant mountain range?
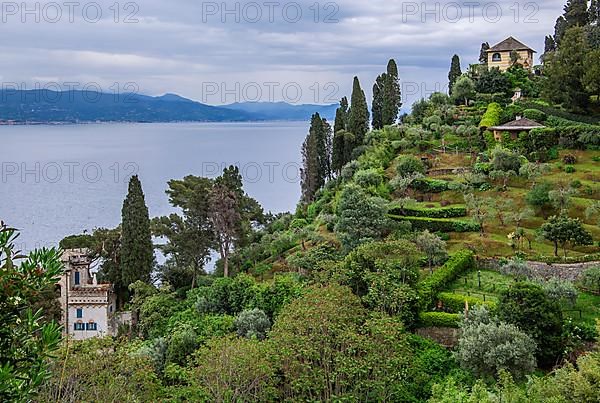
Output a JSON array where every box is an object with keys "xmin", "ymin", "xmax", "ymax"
[{"xmin": 0, "ymin": 90, "xmax": 337, "ymax": 124}]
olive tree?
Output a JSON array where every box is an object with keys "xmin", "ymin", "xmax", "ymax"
[{"xmin": 456, "ymin": 306, "xmax": 537, "ymax": 379}]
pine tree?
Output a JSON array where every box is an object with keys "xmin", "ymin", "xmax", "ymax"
[
  {"xmin": 544, "ymin": 35, "xmax": 557, "ymax": 54},
  {"xmin": 120, "ymin": 175, "xmax": 155, "ymax": 288},
  {"xmin": 382, "ymin": 59, "xmax": 402, "ymax": 126},
  {"xmin": 479, "ymin": 42, "xmax": 490, "ymax": 64},
  {"xmin": 371, "ymin": 74, "xmax": 385, "ymax": 130},
  {"xmin": 448, "ymin": 55, "xmax": 462, "ymax": 95},
  {"xmin": 347, "ymin": 76, "xmax": 370, "ymax": 148},
  {"xmin": 208, "ymin": 183, "xmax": 240, "ymax": 278},
  {"xmin": 564, "ymin": 0, "xmax": 589, "ymax": 27},
  {"xmin": 543, "ymin": 27, "xmax": 589, "ymax": 112}
]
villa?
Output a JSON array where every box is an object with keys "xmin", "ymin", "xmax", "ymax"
[
  {"xmin": 56, "ymin": 249, "xmax": 129, "ymax": 340},
  {"xmin": 487, "ymin": 37, "xmax": 536, "ymax": 72}
]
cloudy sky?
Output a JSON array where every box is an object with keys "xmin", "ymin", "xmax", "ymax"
[{"xmin": 0, "ymin": 0, "xmax": 565, "ymax": 108}]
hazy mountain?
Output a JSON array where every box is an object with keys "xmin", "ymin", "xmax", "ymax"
[
  {"xmin": 0, "ymin": 91, "xmax": 336, "ymax": 123},
  {"xmin": 222, "ymin": 102, "xmax": 338, "ymax": 121}
]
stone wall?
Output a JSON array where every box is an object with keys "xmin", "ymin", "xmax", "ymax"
[
  {"xmin": 477, "ymin": 257, "xmax": 598, "ymax": 282},
  {"xmin": 415, "ymin": 327, "xmax": 460, "ymax": 348}
]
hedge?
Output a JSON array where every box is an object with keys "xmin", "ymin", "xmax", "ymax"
[
  {"xmin": 437, "ymin": 292, "xmax": 497, "ymax": 313},
  {"xmin": 390, "ymin": 215, "xmax": 480, "ymax": 233},
  {"xmin": 411, "ymin": 178, "xmax": 451, "ymax": 193},
  {"xmin": 418, "ymin": 250, "xmax": 475, "ymax": 309},
  {"xmin": 520, "ymin": 125, "xmax": 600, "ymax": 156},
  {"xmin": 479, "ymin": 102, "xmax": 502, "ymax": 128},
  {"xmin": 517, "ymin": 101, "xmax": 600, "ymax": 125},
  {"xmin": 418, "ymin": 312, "xmax": 460, "ymax": 328},
  {"xmin": 388, "ymin": 205, "xmax": 467, "ymax": 218}
]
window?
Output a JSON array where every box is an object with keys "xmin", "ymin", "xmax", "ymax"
[
  {"xmin": 109, "ymin": 305, "xmax": 113, "ymax": 312},
  {"xmin": 86, "ymin": 322, "xmax": 98, "ymax": 331},
  {"xmin": 492, "ymin": 53, "xmax": 502, "ymax": 62},
  {"xmin": 76, "ymin": 308, "xmax": 83, "ymax": 318},
  {"xmin": 74, "ymin": 322, "xmax": 85, "ymax": 331},
  {"xmin": 74, "ymin": 271, "xmax": 80, "ymax": 285}
]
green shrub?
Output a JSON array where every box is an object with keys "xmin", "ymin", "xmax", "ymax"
[
  {"xmin": 473, "ymin": 162, "xmax": 492, "ymax": 175},
  {"xmin": 457, "ymin": 306, "xmax": 537, "ymax": 379},
  {"xmin": 353, "ymin": 168, "xmax": 384, "ymax": 188},
  {"xmin": 395, "ymin": 155, "xmax": 426, "ymax": 176},
  {"xmin": 437, "ymin": 292, "xmax": 496, "ymax": 313},
  {"xmin": 522, "ymin": 109, "xmax": 547, "ymax": 122},
  {"xmin": 411, "ymin": 178, "xmax": 450, "ymax": 193},
  {"xmin": 565, "ymin": 165, "xmax": 575, "ymax": 173},
  {"xmin": 418, "ymin": 250, "xmax": 475, "ymax": 309},
  {"xmin": 234, "ymin": 308, "xmax": 271, "ymax": 340},
  {"xmin": 498, "ymin": 282, "xmax": 564, "ymax": 368},
  {"xmin": 418, "ymin": 312, "xmax": 460, "ymax": 328}
]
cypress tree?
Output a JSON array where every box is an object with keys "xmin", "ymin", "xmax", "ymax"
[
  {"xmin": 333, "ymin": 96, "xmax": 348, "ymax": 133},
  {"xmin": 332, "ymin": 97, "xmax": 348, "ymax": 175},
  {"xmin": 300, "ymin": 114, "xmax": 332, "ymax": 202},
  {"xmin": 371, "ymin": 74, "xmax": 385, "ymax": 130},
  {"xmin": 347, "ymin": 76, "xmax": 369, "ymax": 148},
  {"xmin": 311, "ymin": 112, "xmax": 332, "ymax": 183},
  {"xmin": 554, "ymin": 16, "xmax": 568, "ymax": 44},
  {"xmin": 382, "ymin": 59, "xmax": 402, "ymax": 126},
  {"xmin": 448, "ymin": 55, "xmax": 462, "ymax": 95},
  {"xmin": 120, "ymin": 175, "xmax": 155, "ymax": 288},
  {"xmin": 590, "ymin": 0, "xmax": 600, "ymax": 24},
  {"xmin": 300, "ymin": 125, "xmax": 320, "ymax": 203},
  {"xmin": 479, "ymin": 42, "xmax": 490, "ymax": 64}
]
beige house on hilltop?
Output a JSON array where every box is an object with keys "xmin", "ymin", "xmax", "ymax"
[
  {"xmin": 487, "ymin": 37, "xmax": 536, "ymax": 72},
  {"xmin": 56, "ymin": 249, "xmax": 130, "ymax": 340}
]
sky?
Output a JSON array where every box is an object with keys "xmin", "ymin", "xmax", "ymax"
[{"xmin": 0, "ymin": 0, "xmax": 566, "ymax": 109}]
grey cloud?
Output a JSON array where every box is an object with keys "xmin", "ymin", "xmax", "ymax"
[{"xmin": 0, "ymin": 0, "xmax": 565, "ymax": 105}]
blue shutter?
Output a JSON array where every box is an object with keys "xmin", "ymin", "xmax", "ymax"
[
  {"xmin": 74, "ymin": 271, "xmax": 80, "ymax": 285},
  {"xmin": 76, "ymin": 308, "xmax": 83, "ymax": 318}
]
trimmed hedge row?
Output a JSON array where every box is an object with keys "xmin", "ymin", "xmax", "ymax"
[
  {"xmin": 418, "ymin": 312, "xmax": 460, "ymax": 328},
  {"xmin": 418, "ymin": 250, "xmax": 475, "ymax": 310},
  {"xmin": 411, "ymin": 178, "xmax": 450, "ymax": 193},
  {"xmin": 438, "ymin": 292, "xmax": 497, "ymax": 313},
  {"xmin": 388, "ymin": 205, "xmax": 467, "ymax": 218},
  {"xmin": 390, "ymin": 215, "xmax": 480, "ymax": 233}
]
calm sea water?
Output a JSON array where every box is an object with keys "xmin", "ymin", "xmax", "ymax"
[{"xmin": 0, "ymin": 122, "xmax": 308, "ymax": 253}]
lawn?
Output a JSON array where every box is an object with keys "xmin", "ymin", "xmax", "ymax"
[
  {"xmin": 447, "ymin": 269, "xmax": 514, "ymax": 303},
  {"xmin": 566, "ymin": 292, "xmax": 600, "ymax": 325},
  {"xmin": 445, "ymin": 269, "xmax": 600, "ymax": 325}
]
